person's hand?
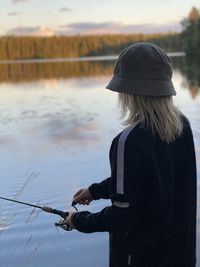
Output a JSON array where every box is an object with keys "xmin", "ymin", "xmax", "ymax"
[
  {"xmin": 65, "ymin": 210, "xmax": 76, "ymax": 230},
  {"xmin": 72, "ymin": 188, "xmax": 93, "ymax": 205}
]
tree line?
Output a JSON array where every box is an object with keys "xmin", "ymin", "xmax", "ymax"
[{"xmin": 0, "ymin": 33, "xmax": 181, "ymax": 61}]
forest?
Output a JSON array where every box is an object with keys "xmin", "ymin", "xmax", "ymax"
[
  {"xmin": 181, "ymin": 6, "xmax": 200, "ymax": 56},
  {"xmin": 0, "ymin": 6, "xmax": 199, "ymax": 60},
  {"xmin": 0, "ymin": 33, "xmax": 181, "ymax": 60}
]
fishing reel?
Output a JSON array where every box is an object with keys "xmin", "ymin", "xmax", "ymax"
[
  {"xmin": 54, "ymin": 204, "xmax": 78, "ymax": 232},
  {"xmin": 55, "ymin": 219, "xmax": 73, "ymax": 231}
]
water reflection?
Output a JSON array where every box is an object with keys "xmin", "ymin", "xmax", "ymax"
[
  {"xmin": 0, "ymin": 61, "xmax": 114, "ymax": 83},
  {"xmin": 0, "ymin": 57, "xmax": 199, "ymax": 267},
  {"xmin": 172, "ymin": 56, "xmax": 200, "ymax": 98},
  {"xmin": 34, "ymin": 114, "xmax": 101, "ymax": 148},
  {"xmin": 0, "ymin": 136, "xmax": 16, "ymax": 146},
  {"xmin": 0, "ymin": 56, "xmax": 200, "ymax": 99}
]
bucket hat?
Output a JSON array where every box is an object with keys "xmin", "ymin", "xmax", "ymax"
[{"xmin": 106, "ymin": 42, "xmax": 176, "ymax": 96}]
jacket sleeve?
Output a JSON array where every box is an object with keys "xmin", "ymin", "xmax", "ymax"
[
  {"xmin": 71, "ymin": 204, "xmax": 131, "ymax": 233},
  {"xmin": 87, "ymin": 138, "xmax": 116, "ymax": 200},
  {"xmin": 72, "ymin": 138, "xmax": 142, "ymax": 233},
  {"xmin": 88, "ymin": 177, "xmax": 111, "ymax": 200}
]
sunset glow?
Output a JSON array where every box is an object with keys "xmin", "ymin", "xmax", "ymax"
[{"xmin": 2, "ymin": 0, "xmax": 200, "ymax": 36}]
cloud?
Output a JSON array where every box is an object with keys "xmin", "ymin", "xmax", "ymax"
[
  {"xmin": 123, "ymin": 21, "xmax": 182, "ymax": 33},
  {"xmin": 6, "ymin": 26, "xmax": 56, "ymax": 36},
  {"xmin": 58, "ymin": 21, "xmax": 182, "ymax": 35},
  {"xmin": 59, "ymin": 7, "xmax": 72, "ymax": 13},
  {"xmin": 12, "ymin": 0, "xmax": 28, "ymax": 4},
  {"xmin": 5, "ymin": 21, "xmax": 182, "ymax": 36},
  {"xmin": 59, "ymin": 22, "xmax": 123, "ymax": 35},
  {"xmin": 8, "ymin": 11, "xmax": 22, "ymax": 16}
]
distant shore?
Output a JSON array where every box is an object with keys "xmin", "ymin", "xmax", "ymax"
[
  {"xmin": 0, "ymin": 33, "xmax": 182, "ymax": 62},
  {"xmin": 0, "ymin": 52, "xmax": 186, "ymax": 65}
]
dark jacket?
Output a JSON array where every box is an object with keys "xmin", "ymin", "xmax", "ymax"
[{"xmin": 72, "ymin": 115, "xmax": 197, "ymax": 267}]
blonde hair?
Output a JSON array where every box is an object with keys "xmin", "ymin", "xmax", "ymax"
[{"xmin": 118, "ymin": 93, "xmax": 184, "ymax": 143}]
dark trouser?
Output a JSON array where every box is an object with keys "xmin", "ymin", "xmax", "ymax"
[{"xmin": 109, "ymin": 233, "xmax": 196, "ymax": 267}]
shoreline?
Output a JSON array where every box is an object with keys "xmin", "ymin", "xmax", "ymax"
[{"xmin": 0, "ymin": 52, "xmax": 186, "ymax": 65}]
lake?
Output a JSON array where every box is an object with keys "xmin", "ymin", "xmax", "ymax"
[{"xmin": 0, "ymin": 55, "xmax": 199, "ymax": 267}]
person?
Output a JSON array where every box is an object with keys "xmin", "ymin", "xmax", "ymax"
[{"xmin": 65, "ymin": 43, "xmax": 197, "ymax": 267}]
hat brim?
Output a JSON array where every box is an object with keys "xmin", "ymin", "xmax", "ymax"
[{"xmin": 106, "ymin": 75, "xmax": 176, "ymax": 96}]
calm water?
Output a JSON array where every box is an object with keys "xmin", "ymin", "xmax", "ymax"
[{"xmin": 0, "ymin": 56, "xmax": 199, "ymax": 267}]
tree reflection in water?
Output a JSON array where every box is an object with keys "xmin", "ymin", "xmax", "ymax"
[
  {"xmin": 172, "ymin": 55, "xmax": 200, "ymax": 98},
  {"xmin": 0, "ymin": 56, "xmax": 199, "ymax": 98}
]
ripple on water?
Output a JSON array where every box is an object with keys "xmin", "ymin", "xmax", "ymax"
[{"xmin": 0, "ymin": 58, "xmax": 199, "ymax": 267}]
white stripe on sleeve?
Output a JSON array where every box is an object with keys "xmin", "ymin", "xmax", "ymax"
[{"xmin": 116, "ymin": 120, "xmax": 140, "ymax": 194}]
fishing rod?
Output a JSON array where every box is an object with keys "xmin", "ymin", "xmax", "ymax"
[{"xmin": 0, "ymin": 196, "xmax": 76, "ymax": 231}]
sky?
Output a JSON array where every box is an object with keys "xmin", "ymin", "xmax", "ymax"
[{"xmin": 1, "ymin": 0, "xmax": 200, "ymax": 36}]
